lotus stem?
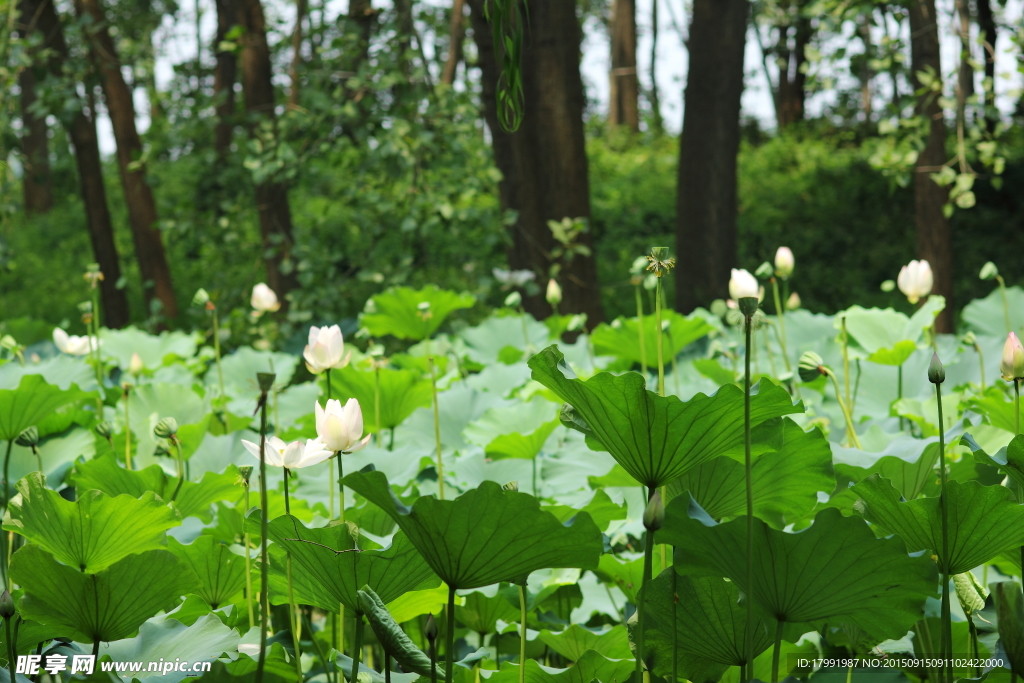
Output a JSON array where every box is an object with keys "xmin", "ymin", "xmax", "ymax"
[
  {"xmin": 255, "ymin": 388, "xmax": 270, "ymax": 683},
  {"xmin": 169, "ymin": 438, "xmax": 185, "ymax": 502},
  {"xmin": 762, "ymin": 325, "xmax": 778, "ymax": 379},
  {"xmin": 969, "ymin": 617, "xmax": 980, "ymax": 678},
  {"xmin": 635, "ymin": 285, "xmax": 647, "ymax": 376},
  {"xmin": 898, "ymin": 364, "xmax": 905, "ymax": 431},
  {"xmin": 4, "ymin": 613, "xmax": 14, "ymax": 683},
  {"xmin": 212, "ymin": 307, "xmax": 226, "ymax": 404},
  {"xmin": 841, "ymin": 316, "xmax": 852, "ymax": 412},
  {"xmin": 446, "ymin": 584, "xmax": 456, "ymax": 683},
  {"xmin": 352, "ymin": 611, "xmax": 364, "ymax": 683},
  {"xmin": 337, "ymin": 454, "xmax": 346, "ymax": 656},
  {"xmin": 655, "ymin": 276, "xmax": 665, "ymax": 397},
  {"xmin": 124, "ymin": 387, "xmax": 132, "ymax": 470},
  {"xmin": 374, "ymin": 366, "xmax": 382, "ymax": 448},
  {"xmin": 824, "ymin": 369, "xmax": 862, "ymax": 449},
  {"xmin": 518, "ymin": 583, "xmax": 527, "ymax": 683},
  {"xmin": 286, "ymin": 555, "xmax": 303, "ymax": 682},
  {"xmin": 670, "ymin": 568, "xmax": 678, "ymax": 683},
  {"xmin": 532, "ymin": 457, "xmax": 538, "ymax": 498},
  {"xmin": 743, "ymin": 311, "xmax": 755, "ymax": 683},
  {"xmin": 429, "ymin": 354, "xmax": 444, "ymax": 500},
  {"xmin": 771, "ymin": 619, "xmax": 784, "ymax": 682},
  {"xmin": 934, "ymin": 379, "xmax": 952, "ymax": 683},
  {"xmin": 769, "ymin": 278, "xmax": 792, "ymax": 374},
  {"xmin": 302, "ymin": 610, "xmax": 332, "ymax": 683},
  {"xmin": 999, "ymin": 275, "xmax": 1012, "ymax": 334},
  {"xmin": 243, "ymin": 484, "xmax": 255, "ymax": 628},
  {"xmin": 2, "ymin": 440, "xmax": 11, "ymax": 511},
  {"xmin": 385, "ymin": 649, "xmax": 391, "ymax": 683},
  {"xmin": 636, "ymin": 487, "xmax": 656, "ymax": 678},
  {"xmin": 1015, "ymin": 379, "xmax": 1020, "ymax": 435},
  {"xmin": 326, "ymin": 369, "xmax": 335, "ymax": 518}
]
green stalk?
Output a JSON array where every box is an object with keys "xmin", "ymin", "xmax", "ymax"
[
  {"xmin": 762, "ymin": 325, "xmax": 779, "ymax": 379},
  {"xmin": 169, "ymin": 439, "xmax": 185, "ymax": 502},
  {"xmin": 352, "ymin": 612, "xmax": 364, "ymax": 683},
  {"xmin": 743, "ymin": 311, "xmax": 755, "ymax": 683},
  {"xmin": 255, "ymin": 391, "xmax": 271, "ymax": 683},
  {"xmin": 124, "ymin": 387, "xmax": 133, "ymax": 470},
  {"xmin": 999, "ymin": 275, "xmax": 1012, "ymax": 334},
  {"xmin": 974, "ymin": 342, "xmax": 986, "ymax": 391},
  {"xmin": 4, "ymin": 615, "xmax": 14, "ymax": 683},
  {"xmin": 934, "ymin": 380, "xmax": 951, "ymax": 683},
  {"xmin": 302, "ymin": 611, "xmax": 332, "ymax": 683},
  {"xmin": 898, "ymin": 364, "xmax": 905, "ymax": 431},
  {"xmin": 670, "ymin": 569, "xmax": 678, "ymax": 683},
  {"xmin": 969, "ymin": 617, "xmax": 981, "ymax": 678},
  {"xmin": 841, "ymin": 316, "xmax": 852, "ymax": 412},
  {"xmin": 825, "ymin": 369, "xmax": 862, "ymax": 449},
  {"xmin": 326, "ymin": 369, "xmax": 334, "ymax": 518},
  {"xmin": 337, "ymin": 455, "xmax": 346, "ymax": 656},
  {"xmin": 635, "ymin": 285, "xmax": 648, "ymax": 376},
  {"xmin": 655, "ymin": 276, "xmax": 665, "ymax": 396},
  {"xmin": 243, "ymin": 484, "xmax": 255, "ymax": 628},
  {"xmin": 212, "ymin": 308, "xmax": 226, "ymax": 402},
  {"xmin": 429, "ymin": 354, "xmax": 444, "ymax": 500},
  {"xmin": 771, "ymin": 619, "xmax": 784, "ymax": 682},
  {"xmin": 769, "ymin": 278, "xmax": 792, "ymax": 373},
  {"xmin": 283, "ymin": 468, "xmax": 303, "ymax": 681},
  {"xmin": 635, "ymin": 487, "xmax": 656, "ymax": 677},
  {"xmin": 518, "ymin": 583, "xmax": 527, "ymax": 683},
  {"xmin": 2, "ymin": 440, "xmax": 11, "ymax": 510},
  {"xmin": 374, "ymin": 366, "xmax": 382, "ymax": 448},
  {"xmin": 446, "ymin": 584, "xmax": 456, "ymax": 683},
  {"xmin": 1015, "ymin": 379, "xmax": 1020, "ymax": 435}
]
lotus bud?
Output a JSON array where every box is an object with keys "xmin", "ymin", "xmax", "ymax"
[
  {"xmin": 424, "ymin": 614, "xmax": 438, "ymax": 644},
  {"xmin": 257, "ymin": 372, "xmax": 276, "ymax": 393},
  {"xmin": 979, "ymin": 262, "xmax": 999, "ymax": 281},
  {"xmin": 192, "ymin": 288, "xmax": 210, "ymax": 307},
  {"xmin": 238, "ymin": 466, "xmax": 253, "ymax": 486},
  {"xmin": 0, "ymin": 590, "xmax": 15, "ymax": 619},
  {"xmin": 154, "ymin": 417, "xmax": 178, "ymax": 439},
  {"xmin": 728, "ymin": 269, "xmax": 759, "ymax": 301},
  {"xmin": 798, "ymin": 351, "xmax": 827, "ymax": 383},
  {"xmin": 896, "ymin": 260, "xmax": 933, "ymax": 304},
  {"xmin": 774, "ymin": 247, "xmax": 794, "ymax": 279},
  {"xmin": 250, "ymin": 283, "xmax": 280, "ymax": 313},
  {"xmin": 880, "ymin": 280, "xmax": 896, "ymax": 292},
  {"xmin": 546, "ymin": 279, "xmax": 562, "ymax": 307},
  {"xmin": 15, "ymin": 426, "xmax": 39, "ymax": 449},
  {"xmin": 1001, "ymin": 332, "xmax": 1024, "ymax": 381},
  {"xmin": 129, "ymin": 352, "xmax": 144, "ymax": 376},
  {"xmin": 709, "ymin": 299, "xmax": 728, "ymax": 318},
  {"xmin": 504, "ymin": 291, "xmax": 522, "ymax": 308},
  {"xmin": 642, "ymin": 491, "xmax": 664, "ymax": 531},
  {"xmin": 786, "ymin": 292, "xmax": 801, "ymax": 310},
  {"xmin": 928, "ymin": 352, "xmax": 945, "ymax": 385},
  {"xmin": 95, "ymin": 421, "xmax": 113, "ymax": 439},
  {"xmin": 755, "ymin": 261, "xmax": 774, "ymax": 279},
  {"xmin": 502, "ymin": 480, "xmax": 519, "ymax": 492}
]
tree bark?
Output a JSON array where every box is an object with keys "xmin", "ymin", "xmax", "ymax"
[
  {"xmin": 467, "ymin": 0, "xmax": 604, "ymax": 324},
  {"xmin": 17, "ymin": 65, "xmax": 52, "ymax": 213},
  {"xmin": 288, "ymin": 0, "xmax": 308, "ymax": 107},
  {"xmin": 648, "ymin": 0, "xmax": 662, "ymax": 133},
  {"xmin": 76, "ymin": 0, "xmax": 179, "ymax": 320},
  {"xmin": 976, "ymin": 0, "xmax": 997, "ymax": 130},
  {"xmin": 21, "ymin": 0, "xmax": 130, "ymax": 327},
  {"xmin": 213, "ymin": 0, "xmax": 238, "ymax": 154},
  {"xmin": 775, "ymin": 0, "xmax": 811, "ymax": 129},
  {"xmin": 675, "ymin": 0, "xmax": 748, "ymax": 312},
  {"xmin": 237, "ymin": 0, "xmax": 299, "ymax": 299},
  {"xmin": 441, "ymin": 0, "xmax": 465, "ymax": 85},
  {"xmin": 908, "ymin": 0, "xmax": 953, "ymax": 333},
  {"xmin": 608, "ymin": 0, "xmax": 640, "ymax": 131}
]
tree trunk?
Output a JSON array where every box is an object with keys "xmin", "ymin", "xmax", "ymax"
[
  {"xmin": 22, "ymin": 0, "xmax": 130, "ymax": 327},
  {"xmin": 648, "ymin": 0, "xmax": 662, "ymax": 133},
  {"xmin": 17, "ymin": 65, "xmax": 53, "ymax": 213},
  {"xmin": 441, "ymin": 0, "xmax": 465, "ymax": 86},
  {"xmin": 954, "ymin": 0, "xmax": 974, "ymax": 128},
  {"xmin": 213, "ymin": 0, "xmax": 238, "ymax": 154},
  {"xmin": 675, "ymin": 0, "xmax": 748, "ymax": 312},
  {"xmin": 608, "ymin": 0, "xmax": 639, "ymax": 131},
  {"xmin": 237, "ymin": 0, "xmax": 299, "ymax": 299},
  {"xmin": 288, "ymin": 0, "xmax": 308, "ymax": 107},
  {"xmin": 76, "ymin": 0, "xmax": 179, "ymax": 320},
  {"xmin": 976, "ymin": 0, "xmax": 997, "ymax": 130},
  {"xmin": 776, "ymin": 1, "xmax": 810, "ymax": 129},
  {"xmin": 858, "ymin": 12, "xmax": 873, "ymax": 120},
  {"xmin": 467, "ymin": 0, "xmax": 604, "ymax": 324},
  {"xmin": 908, "ymin": 0, "xmax": 953, "ymax": 333}
]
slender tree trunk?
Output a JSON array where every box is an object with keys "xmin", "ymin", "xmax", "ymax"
[
  {"xmin": 467, "ymin": 0, "xmax": 604, "ymax": 323},
  {"xmin": 776, "ymin": 1, "xmax": 810, "ymax": 129},
  {"xmin": 213, "ymin": 0, "xmax": 238, "ymax": 154},
  {"xmin": 16, "ymin": 65, "xmax": 52, "ymax": 213},
  {"xmin": 22, "ymin": 0, "xmax": 130, "ymax": 327},
  {"xmin": 675, "ymin": 0, "xmax": 748, "ymax": 312},
  {"xmin": 237, "ymin": 0, "xmax": 299, "ymax": 299},
  {"xmin": 954, "ymin": 0, "xmax": 974, "ymax": 128},
  {"xmin": 858, "ymin": 12, "xmax": 873, "ymax": 120},
  {"xmin": 441, "ymin": 0, "xmax": 465, "ymax": 85},
  {"xmin": 649, "ymin": 0, "xmax": 662, "ymax": 133},
  {"xmin": 76, "ymin": 0, "xmax": 179, "ymax": 320},
  {"xmin": 288, "ymin": 0, "xmax": 308, "ymax": 107},
  {"xmin": 976, "ymin": 0, "xmax": 997, "ymax": 130},
  {"xmin": 908, "ymin": 0, "xmax": 953, "ymax": 333},
  {"xmin": 608, "ymin": 0, "xmax": 639, "ymax": 131}
]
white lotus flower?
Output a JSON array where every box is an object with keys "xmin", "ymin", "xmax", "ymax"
[
  {"xmin": 315, "ymin": 398, "xmax": 371, "ymax": 453},
  {"xmin": 546, "ymin": 279, "xmax": 562, "ymax": 306},
  {"xmin": 728, "ymin": 269, "xmax": 759, "ymax": 300},
  {"xmin": 1001, "ymin": 332, "xmax": 1024, "ymax": 381},
  {"xmin": 493, "ymin": 268, "xmax": 536, "ymax": 287},
  {"xmin": 250, "ymin": 283, "xmax": 281, "ymax": 313},
  {"xmin": 897, "ymin": 260, "xmax": 933, "ymax": 304},
  {"xmin": 774, "ymin": 247, "xmax": 794, "ymax": 279},
  {"xmin": 52, "ymin": 328, "xmax": 99, "ymax": 356},
  {"xmin": 241, "ymin": 435, "xmax": 334, "ymax": 469},
  {"xmin": 303, "ymin": 325, "xmax": 351, "ymax": 375},
  {"xmin": 128, "ymin": 352, "xmax": 145, "ymax": 376}
]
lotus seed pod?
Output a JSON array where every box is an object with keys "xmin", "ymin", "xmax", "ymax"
[
  {"xmin": 238, "ymin": 466, "xmax": 253, "ymax": 485},
  {"xmin": 738, "ymin": 297, "xmax": 759, "ymax": 317},
  {"xmin": 798, "ymin": 351, "xmax": 826, "ymax": 383},
  {"xmin": 928, "ymin": 352, "xmax": 945, "ymax": 385},
  {"xmin": 192, "ymin": 288, "xmax": 210, "ymax": 306},
  {"xmin": 979, "ymin": 262, "xmax": 999, "ymax": 281},
  {"xmin": 257, "ymin": 372, "xmax": 276, "ymax": 392},
  {"xmin": 15, "ymin": 426, "xmax": 38, "ymax": 448},
  {"xmin": 643, "ymin": 491, "xmax": 664, "ymax": 531},
  {"xmin": 503, "ymin": 480, "xmax": 519, "ymax": 492},
  {"xmin": 95, "ymin": 421, "xmax": 113, "ymax": 439},
  {"xmin": 755, "ymin": 261, "xmax": 774, "ymax": 279},
  {"xmin": 154, "ymin": 417, "xmax": 178, "ymax": 439},
  {"xmin": 0, "ymin": 590, "xmax": 14, "ymax": 618}
]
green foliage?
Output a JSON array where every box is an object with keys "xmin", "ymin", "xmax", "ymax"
[
  {"xmin": 361, "ymin": 285, "xmax": 476, "ymax": 341},
  {"xmin": 0, "ymin": 374, "xmax": 89, "ymax": 441}
]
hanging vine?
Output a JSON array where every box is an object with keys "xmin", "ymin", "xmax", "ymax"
[{"xmin": 484, "ymin": 0, "xmax": 526, "ymax": 131}]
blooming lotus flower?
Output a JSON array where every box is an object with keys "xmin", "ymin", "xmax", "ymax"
[
  {"xmin": 728, "ymin": 269, "xmax": 759, "ymax": 300},
  {"xmin": 303, "ymin": 325, "xmax": 351, "ymax": 375},
  {"xmin": 250, "ymin": 283, "xmax": 281, "ymax": 313},
  {"xmin": 1001, "ymin": 332, "xmax": 1024, "ymax": 381},
  {"xmin": 241, "ymin": 435, "xmax": 334, "ymax": 469},
  {"xmin": 315, "ymin": 399, "xmax": 371, "ymax": 453},
  {"xmin": 493, "ymin": 268, "xmax": 536, "ymax": 288},
  {"xmin": 546, "ymin": 279, "xmax": 562, "ymax": 307},
  {"xmin": 774, "ymin": 247, "xmax": 794, "ymax": 279},
  {"xmin": 897, "ymin": 260, "xmax": 933, "ymax": 304},
  {"xmin": 52, "ymin": 328, "xmax": 99, "ymax": 356}
]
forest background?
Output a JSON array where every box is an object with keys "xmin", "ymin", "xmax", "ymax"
[{"xmin": 1, "ymin": 0, "xmax": 1023, "ymax": 349}]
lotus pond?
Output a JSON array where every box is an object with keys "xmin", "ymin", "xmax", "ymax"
[{"xmin": 1, "ymin": 269, "xmax": 1024, "ymax": 683}]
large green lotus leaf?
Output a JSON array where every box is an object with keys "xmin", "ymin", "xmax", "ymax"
[
  {"xmin": 528, "ymin": 345, "xmax": 802, "ymax": 488},
  {"xmin": 343, "ymin": 469, "xmax": 603, "ymax": 588},
  {"xmin": 594, "ymin": 554, "xmax": 644, "ymax": 602},
  {"xmin": 458, "ymin": 313, "xmax": 552, "ymax": 364},
  {"xmin": 962, "ymin": 432, "xmax": 1024, "ymax": 490},
  {"xmin": 100, "ymin": 327, "xmax": 200, "ymax": 370},
  {"xmin": 644, "ymin": 572, "xmax": 775, "ymax": 681},
  {"xmin": 843, "ymin": 298, "xmax": 945, "ymax": 366},
  {"xmin": 11, "ymin": 545, "xmax": 199, "ymax": 643},
  {"xmin": 966, "ymin": 386, "xmax": 1019, "ymax": 434},
  {"xmin": 464, "ymin": 396, "xmax": 560, "ymax": 461},
  {"xmin": 328, "ymin": 364, "xmax": 433, "ymax": 432},
  {"xmin": 99, "ymin": 613, "xmax": 238, "ymax": 683},
  {"xmin": 459, "ymin": 590, "xmax": 520, "ymax": 635},
  {"xmin": 483, "ymin": 649, "xmax": 634, "ymax": 683},
  {"xmin": 536, "ymin": 624, "xmax": 631, "ymax": 661},
  {"xmin": 484, "ymin": 421, "xmax": 559, "ymax": 461},
  {"xmin": 217, "ymin": 347, "xmax": 297, "ymax": 396},
  {"xmin": 852, "ymin": 475, "xmax": 1024, "ymax": 574},
  {"xmin": 128, "ymin": 382, "xmax": 208, "ymax": 461},
  {"xmin": 361, "ymin": 285, "xmax": 475, "ymax": 341},
  {"xmin": 71, "ymin": 454, "xmax": 242, "ymax": 523},
  {"xmin": 590, "ymin": 311, "xmax": 714, "ymax": 365},
  {"xmin": 543, "ymin": 489, "xmax": 628, "ymax": 532},
  {"xmin": 4, "ymin": 472, "xmax": 180, "ymax": 573},
  {"xmin": 963, "ymin": 285, "xmax": 1024, "ymax": 336},
  {"xmin": 0, "ymin": 374, "xmax": 90, "ymax": 441},
  {"xmin": 247, "ymin": 512, "xmax": 439, "ymax": 612},
  {"xmin": 994, "ymin": 581, "xmax": 1024, "ymax": 674},
  {"xmin": 832, "ymin": 437, "xmax": 940, "ymax": 502},
  {"xmin": 660, "ymin": 501, "xmax": 937, "ymax": 640},
  {"xmin": 0, "ymin": 354, "xmax": 96, "ymax": 392},
  {"xmin": 668, "ymin": 417, "xmax": 833, "ymax": 526},
  {"xmin": 166, "ymin": 536, "xmax": 247, "ymax": 609}
]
